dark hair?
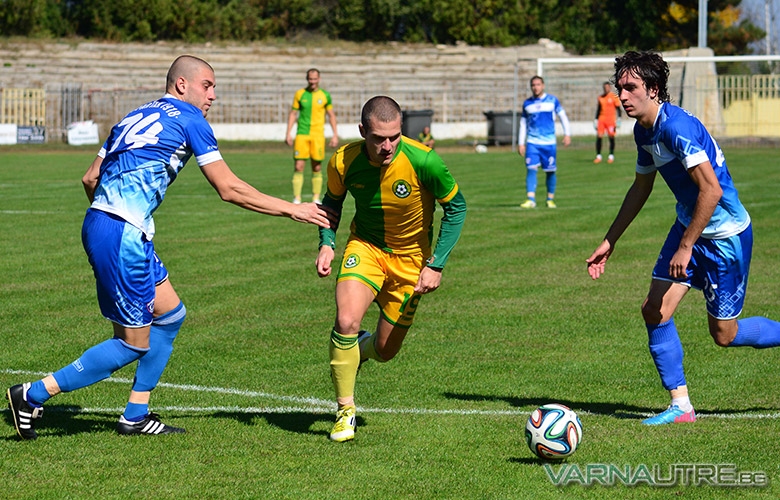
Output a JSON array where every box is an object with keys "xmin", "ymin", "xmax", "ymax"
[
  {"xmin": 360, "ymin": 96, "xmax": 402, "ymax": 130},
  {"xmin": 530, "ymin": 75, "xmax": 544, "ymax": 85},
  {"xmin": 307, "ymin": 68, "xmax": 320, "ymax": 77},
  {"xmin": 613, "ymin": 51, "xmax": 670, "ymax": 103}
]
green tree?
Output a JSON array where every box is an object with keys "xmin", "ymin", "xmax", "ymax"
[{"xmin": 0, "ymin": 0, "xmax": 72, "ymax": 37}]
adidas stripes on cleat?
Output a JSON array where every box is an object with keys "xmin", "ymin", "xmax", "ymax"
[
  {"xmin": 329, "ymin": 406, "xmax": 357, "ymax": 442},
  {"xmin": 117, "ymin": 413, "xmax": 186, "ymax": 435},
  {"xmin": 642, "ymin": 405, "xmax": 696, "ymax": 425},
  {"xmin": 7, "ymin": 383, "xmax": 44, "ymax": 440}
]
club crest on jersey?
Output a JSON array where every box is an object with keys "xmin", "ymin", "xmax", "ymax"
[
  {"xmin": 344, "ymin": 254, "xmax": 360, "ymax": 269},
  {"xmin": 392, "ymin": 180, "xmax": 411, "ymax": 198}
]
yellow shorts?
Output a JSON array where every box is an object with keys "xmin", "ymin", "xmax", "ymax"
[
  {"xmin": 337, "ymin": 238, "xmax": 424, "ymax": 329},
  {"xmin": 293, "ymin": 134, "xmax": 326, "ymax": 161}
]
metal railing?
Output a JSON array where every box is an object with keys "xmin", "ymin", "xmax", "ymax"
[{"xmin": 5, "ymin": 72, "xmax": 780, "ymax": 142}]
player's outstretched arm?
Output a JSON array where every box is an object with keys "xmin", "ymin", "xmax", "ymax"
[{"xmin": 200, "ymin": 160, "xmax": 332, "ymax": 227}]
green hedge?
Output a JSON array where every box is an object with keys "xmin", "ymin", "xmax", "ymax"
[{"xmin": 0, "ymin": 0, "xmax": 764, "ymax": 55}]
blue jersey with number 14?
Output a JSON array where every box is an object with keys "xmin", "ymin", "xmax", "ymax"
[{"xmin": 91, "ymin": 94, "xmax": 222, "ymax": 240}]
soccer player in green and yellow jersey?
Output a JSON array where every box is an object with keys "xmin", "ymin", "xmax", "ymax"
[
  {"xmin": 285, "ymin": 68, "xmax": 339, "ymax": 204},
  {"xmin": 315, "ymin": 96, "xmax": 467, "ymax": 442}
]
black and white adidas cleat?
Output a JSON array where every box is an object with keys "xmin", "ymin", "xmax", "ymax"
[
  {"xmin": 7, "ymin": 383, "xmax": 44, "ymax": 440},
  {"xmin": 116, "ymin": 412, "xmax": 185, "ymax": 435}
]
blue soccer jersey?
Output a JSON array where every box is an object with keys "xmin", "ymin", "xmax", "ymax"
[
  {"xmin": 634, "ymin": 103, "xmax": 750, "ymax": 239},
  {"xmin": 519, "ymin": 93, "xmax": 571, "ymax": 146},
  {"xmin": 91, "ymin": 94, "xmax": 222, "ymax": 239}
]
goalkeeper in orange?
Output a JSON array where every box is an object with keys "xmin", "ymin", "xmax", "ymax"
[{"xmin": 593, "ymin": 81, "xmax": 622, "ymax": 164}]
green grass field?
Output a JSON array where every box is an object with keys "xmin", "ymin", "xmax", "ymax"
[{"xmin": 1, "ymin": 140, "xmax": 779, "ymax": 499}]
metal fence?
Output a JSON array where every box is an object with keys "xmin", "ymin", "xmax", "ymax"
[{"xmin": 4, "ymin": 72, "xmax": 780, "ymax": 142}]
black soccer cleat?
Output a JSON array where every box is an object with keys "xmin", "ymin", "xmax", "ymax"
[
  {"xmin": 116, "ymin": 412, "xmax": 186, "ymax": 436},
  {"xmin": 7, "ymin": 383, "xmax": 44, "ymax": 440}
]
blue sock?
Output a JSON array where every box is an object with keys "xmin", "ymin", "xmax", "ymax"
[
  {"xmin": 647, "ymin": 319, "xmax": 686, "ymax": 390},
  {"xmin": 730, "ymin": 317, "xmax": 780, "ymax": 348},
  {"xmin": 52, "ymin": 337, "xmax": 148, "ymax": 393},
  {"xmin": 131, "ymin": 302, "xmax": 185, "ymax": 393},
  {"xmin": 26, "ymin": 380, "xmax": 49, "ymax": 407},
  {"xmin": 123, "ymin": 402, "xmax": 148, "ymax": 422},
  {"xmin": 546, "ymin": 172, "xmax": 557, "ymax": 197},
  {"xmin": 526, "ymin": 169, "xmax": 538, "ymax": 195}
]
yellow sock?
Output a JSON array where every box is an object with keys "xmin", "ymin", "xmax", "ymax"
[
  {"xmin": 329, "ymin": 330, "xmax": 360, "ymax": 400},
  {"xmin": 292, "ymin": 171, "xmax": 304, "ymax": 199},
  {"xmin": 311, "ymin": 172, "xmax": 323, "ymax": 199},
  {"xmin": 359, "ymin": 332, "xmax": 386, "ymax": 362}
]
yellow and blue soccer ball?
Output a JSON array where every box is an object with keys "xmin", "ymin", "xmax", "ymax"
[{"xmin": 525, "ymin": 403, "xmax": 582, "ymax": 460}]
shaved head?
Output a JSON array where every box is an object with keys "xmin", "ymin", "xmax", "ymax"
[
  {"xmin": 166, "ymin": 55, "xmax": 214, "ymax": 93},
  {"xmin": 361, "ymin": 96, "xmax": 402, "ymax": 131}
]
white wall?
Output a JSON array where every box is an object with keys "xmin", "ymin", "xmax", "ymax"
[{"xmin": 210, "ymin": 120, "xmax": 636, "ymax": 142}]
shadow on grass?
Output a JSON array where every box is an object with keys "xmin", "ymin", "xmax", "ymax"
[
  {"xmin": 444, "ymin": 392, "xmax": 652, "ymax": 420},
  {"xmin": 211, "ymin": 411, "xmax": 365, "ymax": 438},
  {"xmin": 1, "ymin": 406, "xmax": 361, "ymax": 440},
  {"xmin": 2, "ymin": 405, "xmax": 117, "ymax": 440},
  {"xmin": 442, "ymin": 393, "xmax": 778, "ymax": 421}
]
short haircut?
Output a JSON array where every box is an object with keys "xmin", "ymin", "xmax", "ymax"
[
  {"xmin": 530, "ymin": 75, "xmax": 544, "ymax": 85},
  {"xmin": 361, "ymin": 96, "xmax": 402, "ymax": 130},
  {"xmin": 613, "ymin": 51, "xmax": 670, "ymax": 103},
  {"xmin": 166, "ymin": 55, "xmax": 213, "ymax": 91},
  {"xmin": 307, "ymin": 68, "xmax": 320, "ymax": 77}
]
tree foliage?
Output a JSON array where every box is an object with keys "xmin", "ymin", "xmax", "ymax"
[{"xmin": 0, "ymin": 0, "xmax": 766, "ymax": 55}]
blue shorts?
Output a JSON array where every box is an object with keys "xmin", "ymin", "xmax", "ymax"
[
  {"xmin": 652, "ymin": 220, "xmax": 752, "ymax": 320},
  {"xmin": 82, "ymin": 209, "xmax": 168, "ymax": 327},
  {"xmin": 525, "ymin": 143, "xmax": 557, "ymax": 172}
]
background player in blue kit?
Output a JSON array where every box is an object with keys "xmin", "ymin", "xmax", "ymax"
[
  {"xmin": 6, "ymin": 55, "xmax": 332, "ymax": 440},
  {"xmin": 517, "ymin": 75, "xmax": 571, "ymax": 209},
  {"xmin": 586, "ymin": 51, "xmax": 780, "ymax": 425}
]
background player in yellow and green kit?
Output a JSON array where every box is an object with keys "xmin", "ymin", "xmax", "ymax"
[
  {"xmin": 285, "ymin": 68, "xmax": 339, "ymax": 204},
  {"xmin": 315, "ymin": 96, "xmax": 467, "ymax": 442}
]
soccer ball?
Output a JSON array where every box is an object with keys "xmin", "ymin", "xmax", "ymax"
[
  {"xmin": 475, "ymin": 144, "xmax": 488, "ymax": 153},
  {"xmin": 525, "ymin": 403, "xmax": 582, "ymax": 460}
]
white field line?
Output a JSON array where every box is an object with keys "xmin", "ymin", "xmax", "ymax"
[{"xmin": 2, "ymin": 368, "xmax": 779, "ymax": 419}]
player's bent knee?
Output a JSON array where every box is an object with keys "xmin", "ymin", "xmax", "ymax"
[
  {"xmin": 375, "ymin": 345, "xmax": 398, "ymax": 362},
  {"xmin": 641, "ymin": 303, "xmax": 663, "ymax": 325},
  {"xmin": 710, "ymin": 329, "xmax": 736, "ymax": 347},
  {"xmin": 708, "ymin": 318, "xmax": 738, "ymax": 347},
  {"xmin": 334, "ymin": 317, "xmax": 363, "ymax": 336}
]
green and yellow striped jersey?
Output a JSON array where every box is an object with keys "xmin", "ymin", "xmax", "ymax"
[
  {"xmin": 321, "ymin": 137, "xmax": 465, "ymax": 266},
  {"xmin": 291, "ymin": 87, "xmax": 333, "ymax": 136}
]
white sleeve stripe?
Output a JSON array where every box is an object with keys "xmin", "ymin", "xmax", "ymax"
[
  {"xmin": 683, "ymin": 150, "xmax": 709, "ymax": 169},
  {"xmin": 196, "ymin": 151, "xmax": 223, "ymax": 167}
]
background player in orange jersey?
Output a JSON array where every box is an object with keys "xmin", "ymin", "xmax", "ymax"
[{"xmin": 593, "ymin": 81, "xmax": 622, "ymax": 164}]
